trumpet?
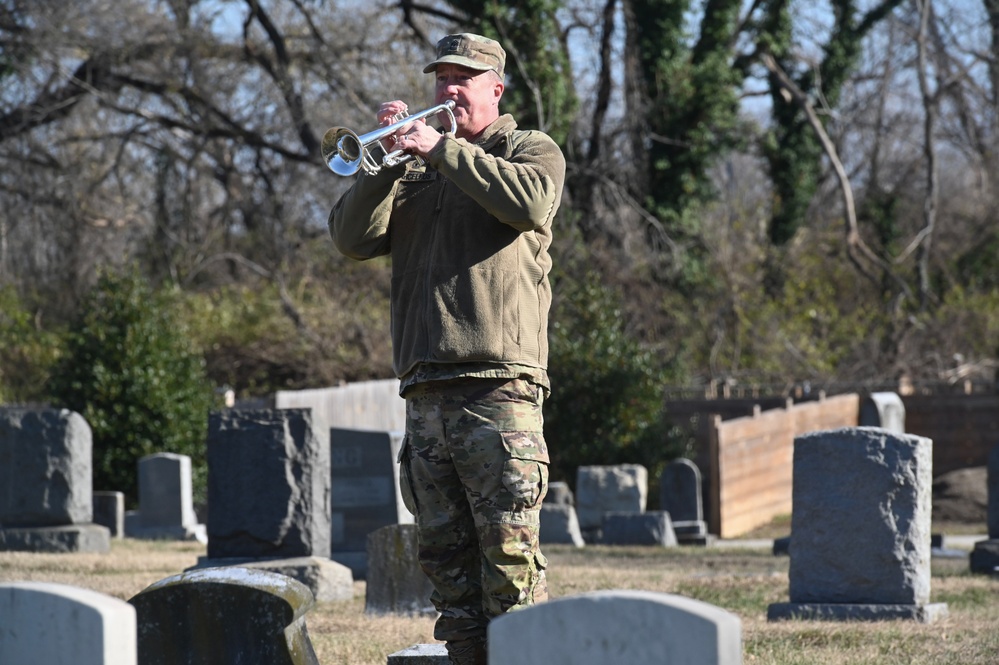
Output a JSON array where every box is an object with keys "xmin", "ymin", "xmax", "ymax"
[{"xmin": 321, "ymin": 100, "xmax": 457, "ymax": 176}]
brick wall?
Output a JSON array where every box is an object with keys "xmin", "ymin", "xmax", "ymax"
[{"xmin": 903, "ymin": 394, "xmax": 999, "ymax": 476}]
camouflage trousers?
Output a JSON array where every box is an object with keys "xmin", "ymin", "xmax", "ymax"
[{"xmin": 400, "ymin": 377, "xmax": 550, "ymax": 648}]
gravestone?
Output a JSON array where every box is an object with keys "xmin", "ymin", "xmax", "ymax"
[
  {"xmin": 125, "ymin": 453, "xmax": 206, "ymax": 543},
  {"xmin": 601, "ymin": 511, "xmax": 677, "ymax": 546},
  {"xmin": 364, "ymin": 524, "xmax": 435, "ymax": 616},
  {"xmin": 488, "ymin": 589, "xmax": 742, "ymax": 665},
  {"xmin": 546, "ymin": 481, "xmax": 574, "ymax": 506},
  {"xmin": 660, "ymin": 458, "xmax": 711, "ymax": 545},
  {"xmin": 858, "ymin": 392, "xmax": 906, "ymax": 433},
  {"xmin": 990, "ymin": 443, "xmax": 999, "ymax": 539},
  {"xmin": 387, "ymin": 644, "xmax": 449, "ymax": 665},
  {"xmin": 0, "ymin": 408, "xmax": 110, "ymax": 553},
  {"xmin": 0, "ymin": 581, "xmax": 137, "ymax": 665},
  {"xmin": 969, "ymin": 443, "xmax": 999, "ymax": 574},
  {"xmin": 191, "ymin": 409, "xmax": 352, "ymax": 603},
  {"xmin": 540, "ymin": 503, "xmax": 585, "ymax": 547},
  {"xmin": 128, "ymin": 567, "xmax": 320, "ymax": 665},
  {"xmin": 575, "ymin": 465, "xmax": 647, "ymax": 537},
  {"xmin": 767, "ymin": 427, "xmax": 948, "ymax": 622},
  {"xmin": 93, "ymin": 491, "xmax": 125, "ymax": 539},
  {"xmin": 330, "ymin": 428, "xmax": 413, "ymax": 578}
]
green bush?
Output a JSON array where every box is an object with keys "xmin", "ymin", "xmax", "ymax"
[
  {"xmin": 47, "ymin": 268, "xmax": 217, "ymax": 506},
  {"xmin": 0, "ymin": 286, "xmax": 63, "ymax": 404},
  {"xmin": 545, "ymin": 271, "xmax": 684, "ymax": 494}
]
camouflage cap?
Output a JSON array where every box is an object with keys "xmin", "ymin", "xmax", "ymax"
[{"xmin": 423, "ymin": 33, "xmax": 506, "ymax": 79}]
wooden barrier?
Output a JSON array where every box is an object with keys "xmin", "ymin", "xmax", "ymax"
[{"xmin": 707, "ymin": 393, "xmax": 859, "ymax": 538}]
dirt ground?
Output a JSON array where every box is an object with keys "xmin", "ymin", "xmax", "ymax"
[{"xmin": 932, "ymin": 466, "xmax": 988, "ymax": 524}]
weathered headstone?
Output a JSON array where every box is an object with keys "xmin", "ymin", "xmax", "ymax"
[
  {"xmin": 488, "ymin": 589, "xmax": 742, "ymax": 665},
  {"xmin": 330, "ymin": 428, "xmax": 413, "ymax": 577},
  {"xmin": 191, "ymin": 409, "xmax": 352, "ymax": 603},
  {"xmin": 0, "ymin": 581, "xmax": 137, "ymax": 665},
  {"xmin": 540, "ymin": 503, "xmax": 585, "ymax": 547},
  {"xmin": 93, "ymin": 491, "xmax": 125, "ymax": 539},
  {"xmin": 0, "ymin": 408, "xmax": 110, "ymax": 553},
  {"xmin": 969, "ymin": 443, "xmax": 999, "ymax": 574},
  {"xmin": 129, "ymin": 567, "xmax": 320, "ymax": 665},
  {"xmin": 365, "ymin": 524, "xmax": 435, "ymax": 615},
  {"xmin": 660, "ymin": 458, "xmax": 711, "ymax": 545},
  {"xmin": 125, "ymin": 453, "xmax": 206, "ymax": 543},
  {"xmin": 601, "ymin": 511, "xmax": 677, "ymax": 546},
  {"xmin": 858, "ymin": 392, "xmax": 906, "ymax": 433},
  {"xmin": 575, "ymin": 464, "xmax": 647, "ymax": 535},
  {"xmin": 768, "ymin": 427, "xmax": 948, "ymax": 622}
]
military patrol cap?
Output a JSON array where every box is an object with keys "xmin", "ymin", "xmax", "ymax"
[{"xmin": 423, "ymin": 33, "xmax": 506, "ymax": 79}]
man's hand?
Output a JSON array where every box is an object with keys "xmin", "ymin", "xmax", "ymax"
[
  {"xmin": 392, "ymin": 121, "xmax": 445, "ymax": 159},
  {"xmin": 376, "ymin": 100, "xmax": 414, "ymax": 153}
]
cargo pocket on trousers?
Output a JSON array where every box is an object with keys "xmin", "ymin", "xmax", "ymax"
[
  {"xmin": 499, "ymin": 431, "xmax": 550, "ymax": 510},
  {"xmin": 396, "ymin": 435, "xmax": 419, "ymax": 517}
]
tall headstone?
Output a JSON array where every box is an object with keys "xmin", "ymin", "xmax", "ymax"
[
  {"xmin": 858, "ymin": 392, "xmax": 906, "ymax": 433},
  {"xmin": 660, "ymin": 458, "xmax": 711, "ymax": 544},
  {"xmin": 125, "ymin": 453, "xmax": 206, "ymax": 543},
  {"xmin": 0, "ymin": 408, "xmax": 110, "ymax": 553},
  {"xmin": 330, "ymin": 428, "xmax": 413, "ymax": 577},
  {"xmin": 191, "ymin": 409, "xmax": 353, "ymax": 603},
  {"xmin": 768, "ymin": 427, "xmax": 948, "ymax": 622},
  {"xmin": 364, "ymin": 524, "xmax": 435, "ymax": 616},
  {"xmin": 488, "ymin": 590, "xmax": 742, "ymax": 665},
  {"xmin": 128, "ymin": 567, "xmax": 320, "ymax": 665},
  {"xmin": 969, "ymin": 443, "xmax": 999, "ymax": 574},
  {"xmin": 575, "ymin": 464, "xmax": 647, "ymax": 537},
  {"xmin": 0, "ymin": 581, "xmax": 137, "ymax": 665}
]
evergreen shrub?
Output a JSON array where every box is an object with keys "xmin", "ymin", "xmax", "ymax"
[
  {"xmin": 545, "ymin": 271, "xmax": 685, "ymax": 497},
  {"xmin": 47, "ymin": 268, "xmax": 217, "ymax": 506}
]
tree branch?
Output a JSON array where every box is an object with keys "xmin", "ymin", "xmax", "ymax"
[{"xmin": 761, "ymin": 53, "xmax": 913, "ymax": 300}]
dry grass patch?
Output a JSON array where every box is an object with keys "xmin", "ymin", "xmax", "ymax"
[
  {"xmin": 0, "ymin": 539, "xmax": 204, "ymax": 600},
  {"xmin": 739, "ymin": 514, "xmax": 989, "ymax": 541},
  {"xmin": 307, "ymin": 589, "xmax": 438, "ymax": 664},
  {"xmin": 2, "ymin": 538, "xmax": 997, "ymax": 665}
]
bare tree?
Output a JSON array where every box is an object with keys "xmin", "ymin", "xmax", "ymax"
[{"xmin": 913, "ymin": 0, "xmax": 940, "ymax": 308}]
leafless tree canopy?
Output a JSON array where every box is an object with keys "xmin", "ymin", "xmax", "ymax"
[{"xmin": 2, "ymin": 0, "xmax": 998, "ymax": 394}]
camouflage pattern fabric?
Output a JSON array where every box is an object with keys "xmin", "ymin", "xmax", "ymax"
[{"xmin": 400, "ymin": 377, "xmax": 549, "ymax": 654}]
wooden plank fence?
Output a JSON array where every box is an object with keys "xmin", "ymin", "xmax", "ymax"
[{"xmin": 707, "ymin": 394, "xmax": 859, "ymax": 538}]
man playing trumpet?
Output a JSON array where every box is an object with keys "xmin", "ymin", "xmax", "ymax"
[{"xmin": 328, "ymin": 32, "xmax": 566, "ymax": 665}]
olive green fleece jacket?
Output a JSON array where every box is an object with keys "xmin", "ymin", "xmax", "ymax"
[{"xmin": 328, "ymin": 114, "xmax": 566, "ymax": 379}]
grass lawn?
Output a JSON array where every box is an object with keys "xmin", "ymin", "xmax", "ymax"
[{"xmin": 1, "ymin": 531, "xmax": 996, "ymax": 665}]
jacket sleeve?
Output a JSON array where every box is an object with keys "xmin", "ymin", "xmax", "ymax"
[
  {"xmin": 327, "ymin": 167, "xmax": 401, "ymax": 260},
  {"xmin": 426, "ymin": 130, "xmax": 566, "ymax": 233}
]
